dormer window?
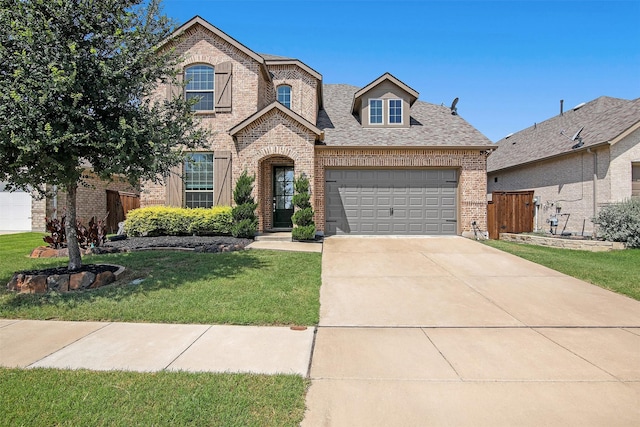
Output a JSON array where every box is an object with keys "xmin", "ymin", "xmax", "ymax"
[
  {"xmin": 389, "ymin": 99, "xmax": 403, "ymax": 124},
  {"xmin": 277, "ymin": 85, "xmax": 292, "ymax": 108},
  {"xmin": 185, "ymin": 65, "xmax": 214, "ymax": 111},
  {"xmin": 369, "ymin": 99, "xmax": 383, "ymax": 124}
]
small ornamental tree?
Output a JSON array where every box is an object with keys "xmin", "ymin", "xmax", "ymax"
[
  {"xmin": 231, "ymin": 170, "xmax": 258, "ymax": 238},
  {"xmin": 0, "ymin": 0, "xmax": 208, "ymax": 270},
  {"xmin": 291, "ymin": 173, "xmax": 316, "ymax": 241}
]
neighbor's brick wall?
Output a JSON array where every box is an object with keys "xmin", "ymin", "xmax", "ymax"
[
  {"xmin": 32, "ymin": 173, "xmax": 137, "ymax": 231},
  {"xmin": 314, "ymin": 148, "xmax": 488, "ymax": 234},
  {"xmin": 234, "ymin": 109, "xmax": 316, "ymax": 231},
  {"xmin": 269, "ymin": 64, "xmax": 319, "ymax": 123},
  {"xmin": 487, "ymin": 148, "xmax": 611, "ymax": 235},
  {"xmin": 609, "ymin": 128, "xmax": 640, "ymax": 202}
]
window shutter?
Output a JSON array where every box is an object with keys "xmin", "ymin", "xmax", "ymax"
[
  {"xmin": 214, "ymin": 62, "xmax": 232, "ymax": 112},
  {"xmin": 214, "ymin": 151, "xmax": 232, "ymax": 206},
  {"xmin": 165, "ymin": 164, "xmax": 183, "ymax": 207},
  {"xmin": 166, "ymin": 72, "xmax": 183, "ymax": 101}
]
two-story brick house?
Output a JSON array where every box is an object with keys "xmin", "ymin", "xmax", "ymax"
[{"xmin": 141, "ymin": 16, "xmax": 493, "ymax": 236}]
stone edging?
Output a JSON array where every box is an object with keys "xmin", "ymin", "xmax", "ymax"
[
  {"xmin": 499, "ymin": 233, "xmax": 625, "ymax": 252},
  {"xmin": 7, "ymin": 264, "xmax": 126, "ymax": 294}
]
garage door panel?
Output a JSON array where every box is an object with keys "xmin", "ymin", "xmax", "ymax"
[{"xmin": 325, "ymin": 169, "xmax": 457, "ymax": 235}]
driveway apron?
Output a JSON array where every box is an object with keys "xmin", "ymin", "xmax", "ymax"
[{"xmin": 302, "ymin": 237, "xmax": 640, "ymax": 427}]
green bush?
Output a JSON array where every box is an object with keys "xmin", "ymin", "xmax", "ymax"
[
  {"xmin": 125, "ymin": 206, "xmax": 233, "ymax": 237},
  {"xmin": 188, "ymin": 208, "xmax": 233, "ymax": 235},
  {"xmin": 231, "ymin": 170, "xmax": 257, "ymax": 238},
  {"xmin": 292, "ymin": 224, "xmax": 316, "ymax": 241},
  {"xmin": 594, "ymin": 198, "xmax": 640, "ymax": 248},
  {"xmin": 291, "ymin": 207, "xmax": 313, "ymax": 226},
  {"xmin": 292, "ymin": 174, "xmax": 315, "ymax": 241},
  {"xmin": 232, "ymin": 203, "xmax": 258, "ymax": 222},
  {"xmin": 231, "ymin": 218, "xmax": 257, "ymax": 239}
]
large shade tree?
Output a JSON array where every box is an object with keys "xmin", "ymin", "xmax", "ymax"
[{"xmin": 0, "ymin": 0, "xmax": 206, "ymax": 269}]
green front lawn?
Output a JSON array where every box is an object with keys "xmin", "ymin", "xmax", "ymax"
[
  {"xmin": 0, "ymin": 368, "xmax": 307, "ymax": 426},
  {"xmin": 483, "ymin": 240, "xmax": 640, "ymax": 300},
  {"xmin": 0, "ymin": 233, "xmax": 321, "ymax": 325}
]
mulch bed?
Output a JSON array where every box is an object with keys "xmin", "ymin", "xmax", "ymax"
[
  {"xmin": 18, "ymin": 264, "xmax": 120, "ymax": 276},
  {"xmin": 95, "ymin": 235, "xmax": 253, "ymax": 254}
]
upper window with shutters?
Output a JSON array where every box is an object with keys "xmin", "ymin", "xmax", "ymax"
[
  {"xmin": 183, "ymin": 62, "xmax": 233, "ymax": 113},
  {"xmin": 185, "ymin": 65, "xmax": 214, "ymax": 111}
]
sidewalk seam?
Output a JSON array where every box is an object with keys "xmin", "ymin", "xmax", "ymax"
[
  {"xmin": 25, "ymin": 321, "xmax": 113, "ymax": 369},
  {"xmin": 163, "ymin": 325, "xmax": 213, "ymax": 371}
]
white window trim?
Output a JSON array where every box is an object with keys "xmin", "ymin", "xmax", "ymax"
[
  {"xmin": 184, "ymin": 64, "xmax": 215, "ymax": 113},
  {"xmin": 388, "ymin": 98, "xmax": 403, "ymax": 125},
  {"xmin": 184, "ymin": 152, "xmax": 215, "ymax": 208},
  {"xmin": 369, "ymin": 98, "xmax": 384, "ymax": 125},
  {"xmin": 277, "ymin": 84, "xmax": 292, "ymax": 109}
]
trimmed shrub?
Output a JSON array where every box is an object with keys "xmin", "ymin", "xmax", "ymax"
[
  {"xmin": 291, "ymin": 207, "xmax": 314, "ymax": 226},
  {"xmin": 187, "ymin": 207, "xmax": 233, "ymax": 235},
  {"xmin": 125, "ymin": 206, "xmax": 233, "ymax": 237},
  {"xmin": 231, "ymin": 170, "xmax": 257, "ymax": 238},
  {"xmin": 292, "ymin": 224, "xmax": 316, "ymax": 241},
  {"xmin": 292, "ymin": 174, "xmax": 316, "ymax": 240},
  {"xmin": 594, "ymin": 198, "xmax": 640, "ymax": 248}
]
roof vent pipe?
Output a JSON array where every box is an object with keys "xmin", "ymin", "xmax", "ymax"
[{"xmin": 560, "ymin": 99, "xmax": 564, "ymax": 116}]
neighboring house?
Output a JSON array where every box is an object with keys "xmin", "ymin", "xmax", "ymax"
[
  {"xmin": 138, "ymin": 16, "xmax": 494, "ymax": 236},
  {"xmin": 487, "ymin": 96, "xmax": 640, "ymax": 236},
  {"xmin": 0, "ymin": 172, "xmax": 138, "ymax": 234}
]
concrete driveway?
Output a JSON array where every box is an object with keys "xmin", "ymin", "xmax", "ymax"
[{"xmin": 303, "ymin": 237, "xmax": 640, "ymax": 426}]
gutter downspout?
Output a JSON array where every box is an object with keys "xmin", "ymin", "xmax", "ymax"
[{"xmin": 586, "ymin": 148, "xmax": 597, "ymax": 219}]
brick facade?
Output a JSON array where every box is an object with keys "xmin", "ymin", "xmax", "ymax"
[{"xmin": 32, "ymin": 171, "xmax": 137, "ymax": 231}]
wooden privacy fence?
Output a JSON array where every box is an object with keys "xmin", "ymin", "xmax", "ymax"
[
  {"xmin": 487, "ymin": 191, "xmax": 534, "ymax": 239},
  {"xmin": 106, "ymin": 190, "xmax": 140, "ymax": 233}
]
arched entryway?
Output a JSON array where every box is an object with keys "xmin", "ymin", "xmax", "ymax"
[{"xmin": 258, "ymin": 155, "xmax": 295, "ymax": 231}]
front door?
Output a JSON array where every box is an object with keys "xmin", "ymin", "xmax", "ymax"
[{"xmin": 273, "ymin": 166, "xmax": 294, "ymax": 228}]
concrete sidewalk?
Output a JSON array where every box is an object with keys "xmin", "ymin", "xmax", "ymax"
[
  {"xmin": 303, "ymin": 236, "xmax": 640, "ymax": 427},
  {"xmin": 0, "ymin": 319, "xmax": 314, "ymax": 375}
]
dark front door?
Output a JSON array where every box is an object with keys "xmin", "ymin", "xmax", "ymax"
[{"xmin": 273, "ymin": 166, "xmax": 294, "ymax": 228}]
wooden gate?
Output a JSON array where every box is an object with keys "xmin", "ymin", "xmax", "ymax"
[
  {"xmin": 106, "ymin": 190, "xmax": 140, "ymax": 233},
  {"xmin": 487, "ymin": 191, "xmax": 534, "ymax": 239}
]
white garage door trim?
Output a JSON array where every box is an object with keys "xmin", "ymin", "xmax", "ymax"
[{"xmin": 325, "ymin": 169, "xmax": 458, "ymax": 235}]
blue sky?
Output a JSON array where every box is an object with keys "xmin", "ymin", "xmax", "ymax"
[{"xmin": 160, "ymin": 0, "xmax": 640, "ymax": 142}]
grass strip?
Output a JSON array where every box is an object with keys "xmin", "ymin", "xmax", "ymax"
[
  {"xmin": 0, "ymin": 367, "xmax": 307, "ymax": 426},
  {"xmin": 483, "ymin": 239, "xmax": 640, "ymax": 300}
]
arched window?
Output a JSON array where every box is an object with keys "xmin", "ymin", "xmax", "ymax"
[
  {"xmin": 185, "ymin": 65, "xmax": 214, "ymax": 111},
  {"xmin": 277, "ymin": 85, "xmax": 291, "ymax": 108}
]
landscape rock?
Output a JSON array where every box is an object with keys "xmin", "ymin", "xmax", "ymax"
[
  {"xmin": 47, "ymin": 274, "xmax": 70, "ymax": 292},
  {"xmin": 90, "ymin": 271, "xmax": 116, "ymax": 289},
  {"xmin": 70, "ymin": 272, "xmax": 96, "ymax": 290}
]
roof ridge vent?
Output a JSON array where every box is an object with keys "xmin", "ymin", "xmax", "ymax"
[{"xmin": 572, "ymin": 102, "xmax": 586, "ymax": 111}]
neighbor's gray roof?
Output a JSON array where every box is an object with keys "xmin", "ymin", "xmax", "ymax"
[
  {"xmin": 318, "ymin": 84, "xmax": 493, "ymax": 148},
  {"xmin": 488, "ymin": 96, "xmax": 640, "ymax": 172},
  {"xmin": 259, "ymin": 53, "xmax": 293, "ymax": 60}
]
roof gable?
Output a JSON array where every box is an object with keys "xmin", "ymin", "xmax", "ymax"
[
  {"xmin": 229, "ymin": 102, "xmax": 324, "ymax": 139},
  {"xmin": 487, "ymin": 96, "xmax": 640, "ymax": 172},
  {"xmin": 351, "ymin": 72, "xmax": 419, "ymax": 114},
  {"xmin": 161, "ymin": 16, "xmax": 271, "ymax": 81}
]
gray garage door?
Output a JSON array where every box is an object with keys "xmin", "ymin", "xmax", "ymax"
[{"xmin": 325, "ymin": 169, "xmax": 457, "ymax": 235}]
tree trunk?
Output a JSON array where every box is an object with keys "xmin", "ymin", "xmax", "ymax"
[{"xmin": 65, "ymin": 183, "xmax": 83, "ymax": 270}]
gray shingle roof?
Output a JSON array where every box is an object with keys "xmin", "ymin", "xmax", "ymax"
[
  {"xmin": 487, "ymin": 96, "xmax": 640, "ymax": 172},
  {"xmin": 318, "ymin": 84, "xmax": 493, "ymax": 147},
  {"xmin": 259, "ymin": 53, "xmax": 293, "ymax": 60}
]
